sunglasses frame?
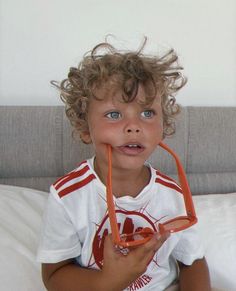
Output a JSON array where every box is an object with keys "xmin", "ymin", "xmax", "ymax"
[{"xmin": 106, "ymin": 142, "xmax": 197, "ymax": 248}]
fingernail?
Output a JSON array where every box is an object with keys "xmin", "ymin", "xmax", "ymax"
[
  {"xmin": 163, "ymin": 231, "xmax": 170, "ymax": 238},
  {"xmin": 155, "ymin": 231, "xmax": 170, "ymax": 240},
  {"xmin": 155, "ymin": 233, "xmax": 161, "ymax": 240}
]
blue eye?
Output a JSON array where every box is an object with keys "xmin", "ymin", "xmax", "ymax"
[
  {"xmin": 141, "ymin": 110, "xmax": 155, "ymax": 118},
  {"xmin": 106, "ymin": 111, "xmax": 121, "ymax": 119}
]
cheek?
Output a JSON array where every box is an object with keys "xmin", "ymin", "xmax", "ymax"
[
  {"xmin": 149, "ymin": 119, "xmax": 163, "ymax": 133},
  {"xmin": 147, "ymin": 122, "xmax": 163, "ymax": 143},
  {"xmin": 89, "ymin": 122, "xmax": 116, "ymax": 144}
]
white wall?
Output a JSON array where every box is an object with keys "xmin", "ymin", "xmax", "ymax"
[{"xmin": 0, "ymin": 0, "xmax": 236, "ymax": 106}]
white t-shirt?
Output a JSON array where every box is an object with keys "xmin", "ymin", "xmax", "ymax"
[{"xmin": 37, "ymin": 157, "xmax": 204, "ymax": 291}]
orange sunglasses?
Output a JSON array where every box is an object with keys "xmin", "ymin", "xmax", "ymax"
[{"xmin": 106, "ymin": 142, "xmax": 197, "ymax": 248}]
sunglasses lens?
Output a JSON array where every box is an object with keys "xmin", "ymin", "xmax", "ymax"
[
  {"xmin": 160, "ymin": 218, "xmax": 191, "ymax": 232},
  {"xmin": 120, "ymin": 233, "xmax": 143, "ymax": 242},
  {"xmin": 120, "ymin": 228, "xmax": 154, "ymax": 242}
]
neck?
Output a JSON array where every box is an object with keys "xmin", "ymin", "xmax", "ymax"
[{"xmin": 94, "ymin": 158, "xmax": 150, "ymax": 198}]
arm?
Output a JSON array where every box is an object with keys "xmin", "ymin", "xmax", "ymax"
[
  {"xmin": 178, "ymin": 257, "xmax": 211, "ymax": 291},
  {"xmin": 42, "ymin": 233, "xmax": 170, "ymax": 291},
  {"xmin": 42, "ymin": 259, "xmax": 108, "ymax": 291}
]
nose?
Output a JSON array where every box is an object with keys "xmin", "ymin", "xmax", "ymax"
[
  {"xmin": 124, "ymin": 118, "xmax": 142, "ymax": 134},
  {"xmin": 126, "ymin": 128, "xmax": 140, "ymax": 133}
]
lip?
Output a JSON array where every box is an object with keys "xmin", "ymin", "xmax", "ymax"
[{"xmin": 117, "ymin": 143, "xmax": 145, "ymax": 156}]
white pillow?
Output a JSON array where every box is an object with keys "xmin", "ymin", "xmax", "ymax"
[{"xmin": 0, "ymin": 184, "xmax": 47, "ymax": 291}]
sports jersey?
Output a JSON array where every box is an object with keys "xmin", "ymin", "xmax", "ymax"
[{"xmin": 37, "ymin": 157, "xmax": 204, "ymax": 291}]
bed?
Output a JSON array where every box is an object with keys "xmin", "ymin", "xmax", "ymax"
[{"xmin": 0, "ymin": 106, "xmax": 236, "ymax": 291}]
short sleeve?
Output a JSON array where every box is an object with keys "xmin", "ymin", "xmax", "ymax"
[
  {"xmin": 37, "ymin": 188, "xmax": 81, "ymax": 263},
  {"xmin": 171, "ymin": 224, "xmax": 205, "ymax": 265}
]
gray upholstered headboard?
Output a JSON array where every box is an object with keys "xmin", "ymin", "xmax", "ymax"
[{"xmin": 0, "ymin": 106, "xmax": 235, "ymax": 195}]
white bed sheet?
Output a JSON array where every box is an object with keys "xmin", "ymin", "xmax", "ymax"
[
  {"xmin": 193, "ymin": 193, "xmax": 236, "ymax": 291},
  {"xmin": 0, "ymin": 184, "xmax": 235, "ymax": 291}
]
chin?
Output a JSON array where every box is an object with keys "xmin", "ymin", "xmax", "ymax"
[{"xmin": 113, "ymin": 155, "xmax": 146, "ymax": 171}]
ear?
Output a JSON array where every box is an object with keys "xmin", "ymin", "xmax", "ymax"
[{"xmin": 80, "ymin": 131, "xmax": 92, "ymax": 144}]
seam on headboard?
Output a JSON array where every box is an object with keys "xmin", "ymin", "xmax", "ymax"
[
  {"xmin": 55, "ymin": 107, "xmax": 64, "ymax": 177},
  {"xmin": 186, "ymin": 107, "xmax": 190, "ymax": 172},
  {"xmin": 183, "ymin": 107, "xmax": 189, "ymax": 171},
  {"xmin": 60, "ymin": 107, "xmax": 64, "ymax": 176}
]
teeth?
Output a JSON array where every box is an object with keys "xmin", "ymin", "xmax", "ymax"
[{"xmin": 127, "ymin": 144, "xmax": 138, "ymax": 148}]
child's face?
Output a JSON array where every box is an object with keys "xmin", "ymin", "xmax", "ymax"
[{"xmin": 86, "ymin": 84, "xmax": 163, "ymax": 172}]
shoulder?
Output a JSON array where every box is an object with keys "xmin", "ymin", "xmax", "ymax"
[
  {"xmin": 51, "ymin": 159, "xmax": 96, "ymax": 199},
  {"xmin": 151, "ymin": 166, "xmax": 182, "ymax": 195}
]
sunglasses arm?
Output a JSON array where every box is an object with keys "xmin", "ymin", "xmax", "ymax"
[
  {"xmin": 106, "ymin": 144, "xmax": 121, "ymax": 245},
  {"xmin": 159, "ymin": 142, "xmax": 197, "ymax": 219}
]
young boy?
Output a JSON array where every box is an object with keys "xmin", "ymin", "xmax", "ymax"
[{"xmin": 37, "ymin": 40, "xmax": 211, "ymax": 291}]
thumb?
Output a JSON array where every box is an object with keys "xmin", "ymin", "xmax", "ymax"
[
  {"xmin": 130, "ymin": 231, "xmax": 170, "ymax": 263},
  {"xmin": 103, "ymin": 234, "xmax": 120, "ymax": 258}
]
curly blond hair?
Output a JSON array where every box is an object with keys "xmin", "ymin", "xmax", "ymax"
[{"xmin": 52, "ymin": 39, "xmax": 187, "ymax": 143}]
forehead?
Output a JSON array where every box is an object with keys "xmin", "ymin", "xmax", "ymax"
[{"xmin": 93, "ymin": 83, "xmax": 161, "ymax": 106}]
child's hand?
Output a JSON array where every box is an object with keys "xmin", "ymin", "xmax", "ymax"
[{"xmin": 101, "ymin": 232, "xmax": 170, "ymax": 291}]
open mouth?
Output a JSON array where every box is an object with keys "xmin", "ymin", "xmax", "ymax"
[
  {"xmin": 125, "ymin": 144, "xmax": 142, "ymax": 149},
  {"xmin": 117, "ymin": 143, "xmax": 145, "ymax": 155}
]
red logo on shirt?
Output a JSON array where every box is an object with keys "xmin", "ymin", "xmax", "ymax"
[{"xmin": 92, "ymin": 209, "xmax": 157, "ymax": 269}]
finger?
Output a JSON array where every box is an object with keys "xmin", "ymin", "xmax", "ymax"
[
  {"xmin": 131, "ymin": 231, "xmax": 170, "ymax": 262},
  {"xmin": 153, "ymin": 231, "xmax": 170, "ymax": 251},
  {"xmin": 143, "ymin": 231, "xmax": 170, "ymax": 250},
  {"xmin": 103, "ymin": 233, "xmax": 112, "ymax": 248},
  {"xmin": 144, "ymin": 232, "xmax": 170, "ymax": 265},
  {"xmin": 103, "ymin": 234, "xmax": 117, "ymax": 257}
]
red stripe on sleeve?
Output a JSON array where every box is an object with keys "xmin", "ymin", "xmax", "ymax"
[
  {"xmin": 53, "ymin": 161, "xmax": 87, "ymax": 187},
  {"xmin": 155, "ymin": 178, "xmax": 182, "ymax": 194},
  {"xmin": 54, "ymin": 165, "xmax": 90, "ymax": 190},
  {"xmin": 156, "ymin": 171, "xmax": 178, "ymax": 184},
  {"xmin": 58, "ymin": 174, "xmax": 96, "ymax": 198}
]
